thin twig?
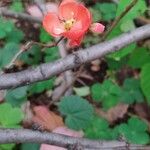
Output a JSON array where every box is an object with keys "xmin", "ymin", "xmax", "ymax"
[
  {"xmin": 34, "ymin": 0, "xmax": 47, "ymax": 15},
  {"xmin": 5, "ymin": 42, "xmax": 33, "ymax": 69},
  {"xmin": 0, "ymin": 7, "xmax": 42, "ymax": 23},
  {"xmin": 50, "ymin": 66, "xmax": 84, "ymax": 105},
  {"xmin": 101, "ymin": 0, "xmax": 138, "ymax": 41},
  {"xmin": 51, "ymin": 37, "xmax": 74, "ymax": 102},
  {"xmin": 32, "ymin": 37, "xmax": 64, "ymax": 48},
  {"xmin": 34, "ymin": 0, "xmax": 74, "ymax": 98}
]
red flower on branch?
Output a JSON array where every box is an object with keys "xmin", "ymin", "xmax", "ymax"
[{"xmin": 43, "ymin": 0, "xmax": 105, "ymax": 46}]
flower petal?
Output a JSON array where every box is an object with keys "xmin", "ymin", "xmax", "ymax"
[
  {"xmin": 61, "ymin": 0, "xmax": 77, "ymax": 4},
  {"xmin": 75, "ymin": 4, "xmax": 92, "ymax": 31},
  {"xmin": 59, "ymin": 1, "xmax": 78, "ymax": 20},
  {"xmin": 90, "ymin": 23, "xmax": 105, "ymax": 33},
  {"xmin": 63, "ymin": 21, "xmax": 84, "ymax": 40},
  {"xmin": 68, "ymin": 35, "xmax": 84, "ymax": 46},
  {"xmin": 43, "ymin": 12, "xmax": 65, "ymax": 37}
]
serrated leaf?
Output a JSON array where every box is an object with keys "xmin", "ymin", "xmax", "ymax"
[
  {"xmin": 0, "ymin": 144, "xmax": 15, "ymax": 150},
  {"xmin": 84, "ymin": 116, "xmax": 114, "ymax": 140},
  {"xmin": 102, "ymin": 95, "xmax": 119, "ymax": 110},
  {"xmin": 107, "ymin": 0, "xmax": 146, "ymax": 60},
  {"xmin": 20, "ymin": 45, "xmax": 42, "ymax": 65},
  {"xmin": 29, "ymin": 78, "xmax": 55, "ymax": 94},
  {"xmin": 120, "ymin": 20, "xmax": 135, "ymax": 32},
  {"xmin": 128, "ymin": 48, "xmax": 150, "ymax": 69},
  {"xmin": 44, "ymin": 47, "xmax": 59, "ymax": 63},
  {"xmin": 95, "ymin": 3, "xmax": 117, "ymax": 21},
  {"xmin": 121, "ymin": 78, "xmax": 144, "ymax": 104},
  {"xmin": 73, "ymin": 86, "xmax": 90, "ymax": 97},
  {"xmin": 0, "ymin": 103, "xmax": 24, "ymax": 127},
  {"xmin": 107, "ymin": 57, "xmax": 127, "ymax": 70},
  {"xmin": 141, "ymin": 63, "xmax": 150, "ymax": 103},
  {"xmin": 89, "ymin": 8, "xmax": 102, "ymax": 22},
  {"xmin": 128, "ymin": 117, "xmax": 148, "ymax": 132},
  {"xmin": 91, "ymin": 83, "xmax": 102, "ymax": 101},
  {"xmin": 0, "ymin": 43, "xmax": 19, "ymax": 68},
  {"xmin": 0, "ymin": 30, "xmax": 6, "ymax": 39},
  {"xmin": 109, "ymin": 43, "xmax": 136, "ymax": 61},
  {"xmin": 21, "ymin": 143, "xmax": 40, "ymax": 150},
  {"xmin": 5, "ymin": 86, "xmax": 28, "ymax": 106},
  {"xmin": 6, "ymin": 28, "xmax": 24, "ymax": 43},
  {"xmin": 116, "ymin": 0, "xmax": 146, "ymax": 21},
  {"xmin": 10, "ymin": 1, "xmax": 24, "ymax": 12},
  {"xmin": 117, "ymin": 117, "xmax": 149, "ymax": 144},
  {"xmin": 40, "ymin": 28, "xmax": 54, "ymax": 43},
  {"xmin": 91, "ymin": 80, "xmax": 121, "ymax": 110},
  {"xmin": 0, "ymin": 18, "xmax": 14, "ymax": 33},
  {"xmin": 59, "ymin": 95, "xmax": 94, "ymax": 130}
]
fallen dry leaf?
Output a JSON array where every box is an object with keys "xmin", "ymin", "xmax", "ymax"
[
  {"xmin": 134, "ymin": 103, "xmax": 150, "ymax": 122},
  {"xmin": 96, "ymin": 103, "xmax": 129, "ymax": 124},
  {"xmin": 32, "ymin": 106, "xmax": 64, "ymax": 131}
]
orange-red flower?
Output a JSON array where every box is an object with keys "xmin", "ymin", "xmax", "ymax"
[{"xmin": 43, "ymin": 0, "xmax": 105, "ymax": 46}]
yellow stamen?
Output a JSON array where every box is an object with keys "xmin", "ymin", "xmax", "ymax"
[{"xmin": 64, "ymin": 19, "xmax": 75, "ymax": 31}]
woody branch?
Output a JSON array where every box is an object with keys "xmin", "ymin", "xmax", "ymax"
[
  {"xmin": 0, "ymin": 24, "xmax": 149, "ymax": 89},
  {"xmin": 0, "ymin": 129, "xmax": 150, "ymax": 150}
]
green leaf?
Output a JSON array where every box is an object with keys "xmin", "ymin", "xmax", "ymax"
[
  {"xmin": 84, "ymin": 116, "xmax": 114, "ymax": 140},
  {"xmin": 121, "ymin": 78, "xmax": 144, "ymax": 104},
  {"xmin": 0, "ymin": 30, "xmax": 6, "ymax": 39},
  {"xmin": 120, "ymin": 20, "xmax": 135, "ymax": 32},
  {"xmin": 0, "ymin": 43, "xmax": 19, "ymax": 68},
  {"xmin": 89, "ymin": 8, "xmax": 102, "ymax": 22},
  {"xmin": 73, "ymin": 86, "xmax": 90, "ymax": 97},
  {"xmin": 107, "ymin": 0, "xmax": 146, "ymax": 60},
  {"xmin": 0, "ymin": 18, "xmax": 14, "ymax": 33},
  {"xmin": 128, "ymin": 47, "xmax": 150, "ymax": 69},
  {"xmin": 29, "ymin": 78, "xmax": 55, "ymax": 94},
  {"xmin": 5, "ymin": 86, "xmax": 28, "ymax": 106},
  {"xmin": 6, "ymin": 28, "xmax": 24, "ymax": 43},
  {"xmin": 20, "ymin": 45, "xmax": 42, "ymax": 65},
  {"xmin": 102, "ymin": 95, "xmax": 119, "ymax": 110},
  {"xmin": 40, "ymin": 28, "xmax": 54, "ymax": 43},
  {"xmin": 91, "ymin": 83, "xmax": 102, "ymax": 101},
  {"xmin": 0, "ymin": 103, "xmax": 24, "ymax": 127},
  {"xmin": 91, "ymin": 80, "xmax": 122, "ymax": 110},
  {"xmin": 21, "ymin": 143, "xmax": 40, "ymax": 150},
  {"xmin": 109, "ymin": 43, "xmax": 136, "ymax": 61},
  {"xmin": 117, "ymin": 117, "xmax": 149, "ymax": 144},
  {"xmin": 127, "ymin": 132, "xmax": 150, "ymax": 145},
  {"xmin": 10, "ymin": 1, "xmax": 24, "ymax": 12},
  {"xmin": 59, "ymin": 95, "xmax": 94, "ymax": 130},
  {"xmin": 107, "ymin": 57, "xmax": 127, "ymax": 70},
  {"xmin": 116, "ymin": 0, "xmax": 146, "ymax": 20},
  {"xmin": 141, "ymin": 63, "xmax": 150, "ymax": 103},
  {"xmin": 83, "ymin": 35, "xmax": 99, "ymax": 48},
  {"xmin": 44, "ymin": 47, "xmax": 59, "ymax": 63},
  {"xmin": 95, "ymin": 3, "xmax": 117, "ymax": 21},
  {"xmin": 0, "ymin": 144, "xmax": 15, "ymax": 150},
  {"xmin": 128, "ymin": 117, "xmax": 148, "ymax": 132}
]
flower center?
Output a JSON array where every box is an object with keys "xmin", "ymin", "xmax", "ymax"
[{"xmin": 64, "ymin": 19, "xmax": 75, "ymax": 31}]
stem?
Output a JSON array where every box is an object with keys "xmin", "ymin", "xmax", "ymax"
[
  {"xmin": 101, "ymin": 0, "xmax": 138, "ymax": 41},
  {"xmin": 5, "ymin": 41, "xmax": 33, "ymax": 69}
]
